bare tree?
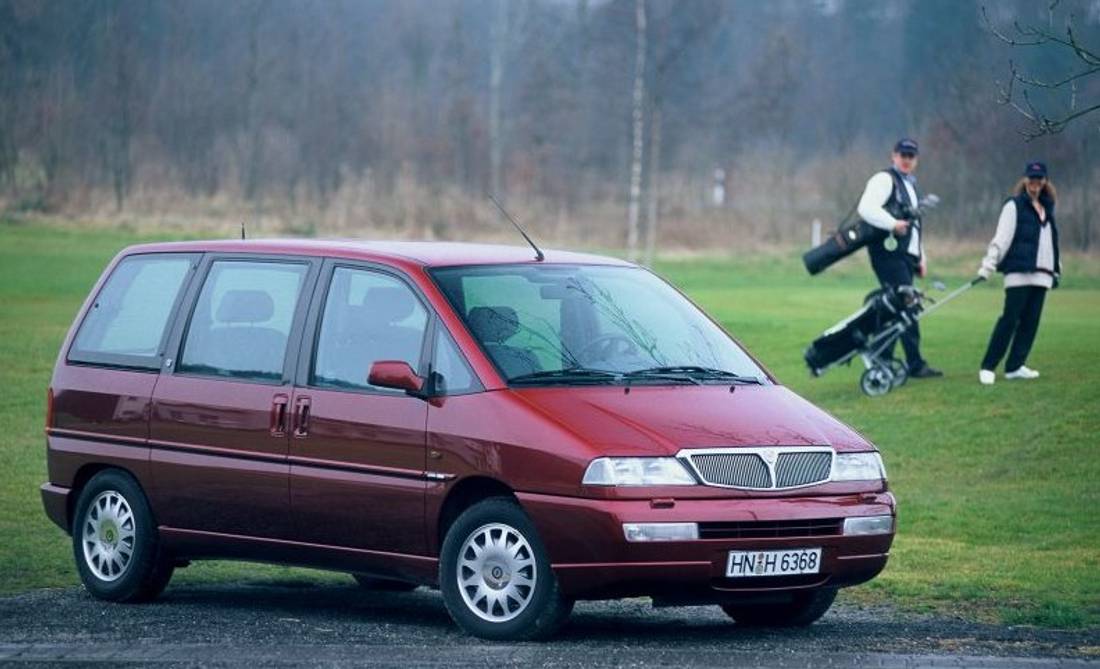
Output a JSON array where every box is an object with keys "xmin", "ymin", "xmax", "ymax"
[
  {"xmin": 626, "ymin": 0, "xmax": 646, "ymax": 260},
  {"xmin": 241, "ymin": 0, "xmax": 269, "ymax": 205},
  {"xmin": 984, "ymin": 1, "xmax": 1100, "ymax": 138},
  {"xmin": 642, "ymin": 2, "xmax": 723, "ymax": 265},
  {"xmin": 489, "ymin": 0, "xmax": 506, "ymax": 197}
]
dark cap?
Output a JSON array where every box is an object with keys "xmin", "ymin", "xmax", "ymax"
[
  {"xmin": 1025, "ymin": 161, "xmax": 1048, "ymax": 178},
  {"xmin": 894, "ymin": 138, "xmax": 919, "ymax": 155}
]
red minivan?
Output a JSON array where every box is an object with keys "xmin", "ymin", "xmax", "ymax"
[{"xmin": 42, "ymin": 239, "xmax": 895, "ymax": 640}]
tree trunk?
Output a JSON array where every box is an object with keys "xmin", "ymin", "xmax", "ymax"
[
  {"xmin": 626, "ymin": 0, "xmax": 647, "ymax": 260},
  {"xmin": 1082, "ymin": 133, "xmax": 1092, "ymax": 252},
  {"xmin": 488, "ymin": 0, "xmax": 506, "ymax": 196},
  {"xmin": 643, "ymin": 100, "xmax": 662, "ymax": 266}
]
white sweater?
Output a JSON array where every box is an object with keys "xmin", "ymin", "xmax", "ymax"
[
  {"xmin": 980, "ymin": 200, "xmax": 1056, "ymax": 289},
  {"xmin": 857, "ymin": 171, "xmax": 923, "ymax": 262}
]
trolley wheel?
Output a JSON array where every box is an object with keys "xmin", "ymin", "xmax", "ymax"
[
  {"xmin": 860, "ymin": 366, "xmax": 894, "ymax": 397},
  {"xmin": 887, "ymin": 359, "xmax": 908, "ymax": 388}
]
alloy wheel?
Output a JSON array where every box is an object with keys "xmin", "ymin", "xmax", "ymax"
[
  {"xmin": 456, "ymin": 522, "xmax": 537, "ymax": 623},
  {"xmin": 81, "ymin": 490, "xmax": 136, "ymax": 582}
]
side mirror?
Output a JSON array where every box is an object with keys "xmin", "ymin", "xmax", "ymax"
[{"xmin": 368, "ymin": 360, "xmax": 425, "ymax": 396}]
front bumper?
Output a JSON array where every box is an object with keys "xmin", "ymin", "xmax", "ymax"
[{"xmin": 518, "ymin": 491, "xmax": 895, "ymax": 600}]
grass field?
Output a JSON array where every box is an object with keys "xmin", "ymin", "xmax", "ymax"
[{"xmin": 1, "ymin": 221, "xmax": 1098, "ymax": 628}]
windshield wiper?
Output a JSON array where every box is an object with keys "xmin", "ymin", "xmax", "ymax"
[
  {"xmin": 625, "ymin": 366, "xmax": 764, "ymax": 385},
  {"xmin": 509, "ymin": 368, "xmax": 622, "ymax": 385}
]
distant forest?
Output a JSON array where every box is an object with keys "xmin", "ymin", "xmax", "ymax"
[{"xmin": 1, "ymin": 0, "xmax": 1097, "ymax": 251}]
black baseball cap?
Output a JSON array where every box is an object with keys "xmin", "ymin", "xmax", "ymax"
[
  {"xmin": 1025, "ymin": 161, "xmax": 1048, "ymax": 178},
  {"xmin": 894, "ymin": 138, "xmax": 919, "ymax": 155}
]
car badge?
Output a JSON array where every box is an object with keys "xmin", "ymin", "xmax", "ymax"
[{"xmin": 759, "ymin": 448, "xmax": 779, "ymax": 468}]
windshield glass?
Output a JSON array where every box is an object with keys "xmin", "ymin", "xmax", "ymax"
[{"xmin": 430, "ymin": 264, "xmax": 766, "ymax": 384}]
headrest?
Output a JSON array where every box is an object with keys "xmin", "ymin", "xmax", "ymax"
[
  {"xmin": 216, "ymin": 289, "xmax": 274, "ymax": 324},
  {"xmin": 362, "ymin": 286, "xmax": 416, "ymax": 324},
  {"xmin": 468, "ymin": 306, "xmax": 520, "ymax": 344}
]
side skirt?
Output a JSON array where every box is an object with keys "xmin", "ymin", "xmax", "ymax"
[{"xmin": 158, "ymin": 527, "xmax": 439, "ymax": 586}]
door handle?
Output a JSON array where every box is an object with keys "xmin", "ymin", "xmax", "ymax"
[
  {"xmin": 293, "ymin": 396, "xmax": 311, "ymax": 438},
  {"xmin": 270, "ymin": 394, "xmax": 289, "ymax": 437}
]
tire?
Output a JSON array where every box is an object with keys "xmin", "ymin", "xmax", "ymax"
[
  {"xmin": 720, "ymin": 587, "xmax": 837, "ymax": 627},
  {"xmin": 439, "ymin": 497, "xmax": 573, "ymax": 640},
  {"xmin": 860, "ymin": 366, "xmax": 893, "ymax": 397},
  {"xmin": 351, "ymin": 574, "xmax": 419, "ymax": 592},
  {"xmin": 71, "ymin": 469, "xmax": 174, "ymax": 602}
]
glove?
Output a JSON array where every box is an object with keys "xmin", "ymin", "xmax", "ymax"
[
  {"xmin": 1053, "ymin": 273, "xmax": 1061, "ymax": 290},
  {"xmin": 977, "ymin": 266, "xmax": 991, "ymax": 280}
]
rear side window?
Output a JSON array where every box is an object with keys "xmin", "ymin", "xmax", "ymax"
[
  {"xmin": 69, "ymin": 254, "xmax": 197, "ymax": 369},
  {"xmin": 178, "ymin": 260, "xmax": 308, "ymax": 381}
]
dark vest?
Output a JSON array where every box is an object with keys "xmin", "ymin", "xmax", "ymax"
[
  {"xmin": 868, "ymin": 168, "xmax": 921, "ymax": 265},
  {"xmin": 997, "ymin": 192, "xmax": 1060, "ymax": 276}
]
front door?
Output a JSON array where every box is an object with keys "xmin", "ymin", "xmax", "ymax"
[
  {"xmin": 149, "ymin": 256, "xmax": 316, "ymax": 539},
  {"xmin": 289, "ymin": 263, "xmax": 430, "ymax": 555}
]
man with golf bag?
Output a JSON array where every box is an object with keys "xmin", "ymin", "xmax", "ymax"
[{"xmin": 856, "ymin": 138, "xmax": 942, "ymax": 379}]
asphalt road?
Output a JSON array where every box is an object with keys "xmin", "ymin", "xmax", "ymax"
[{"xmin": 1, "ymin": 579, "xmax": 1097, "ymax": 667}]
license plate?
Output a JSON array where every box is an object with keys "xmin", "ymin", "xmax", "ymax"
[{"xmin": 726, "ymin": 548, "xmax": 822, "ymax": 578}]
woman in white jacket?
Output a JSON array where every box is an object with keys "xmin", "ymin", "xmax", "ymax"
[{"xmin": 977, "ymin": 161, "xmax": 1061, "ymax": 385}]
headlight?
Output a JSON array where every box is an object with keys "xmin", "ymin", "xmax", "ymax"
[
  {"xmin": 832, "ymin": 452, "xmax": 887, "ymax": 482},
  {"xmin": 582, "ymin": 457, "xmax": 697, "ymax": 486}
]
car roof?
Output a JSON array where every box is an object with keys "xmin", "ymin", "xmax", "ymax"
[{"xmin": 120, "ymin": 239, "xmax": 635, "ymax": 269}]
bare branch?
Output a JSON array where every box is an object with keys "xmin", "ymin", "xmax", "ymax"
[{"xmin": 983, "ymin": 3, "xmax": 1100, "ymax": 138}]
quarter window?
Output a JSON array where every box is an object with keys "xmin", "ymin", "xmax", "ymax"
[
  {"xmin": 312, "ymin": 268, "xmax": 428, "ymax": 390},
  {"xmin": 178, "ymin": 260, "xmax": 308, "ymax": 381},
  {"xmin": 432, "ymin": 327, "xmax": 479, "ymax": 395},
  {"xmin": 70, "ymin": 254, "xmax": 196, "ymax": 369}
]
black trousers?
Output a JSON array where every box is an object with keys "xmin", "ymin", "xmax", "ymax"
[
  {"xmin": 870, "ymin": 253, "xmax": 925, "ymax": 372},
  {"xmin": 981, "ymin": 285, "xmax": 1047, "ymax": 373}
]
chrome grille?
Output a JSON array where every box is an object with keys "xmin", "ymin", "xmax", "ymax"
[
  {"xmin": 682, "ymin": 448, "xmax": 834, "ymax": 490},
  {"xmin": 775, "ymin": 451, "xmax": 833, "ymax": 488},
  {"xmin": 690, "ymin": 453, "xmax": 770, "ymax": 489}
]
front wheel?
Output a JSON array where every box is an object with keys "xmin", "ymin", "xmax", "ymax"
[
  {"xmin": 860, "ymin": 366, "xmax": 894, "ymax": 396},
  {"xmin": 720, "ymin": 587, "xmax": 837, "ymax": 627},
  {"xmin": 72, "ymin": 469, "xmax": 174, "ymax": 602},
  {"xmin": 439, "ymin": 498, "xmax": 573, "ymax": 640}
]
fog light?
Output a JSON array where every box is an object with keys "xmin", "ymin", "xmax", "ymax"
[
  {"xmin": 622, "ymin": 522, "xmax": 699, "ymax": 542},
  {"xmin": 843, "ymin": 515, "xmax": 894, "ymax": 536}
]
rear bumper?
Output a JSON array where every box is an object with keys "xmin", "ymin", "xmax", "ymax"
[
  {"xmin": 518, "ymin": 491, "xmax": 895, "ymax": 601},
  {"xmin": 41, "ymin": 483, "xmax": 71, "ymax": 533}
]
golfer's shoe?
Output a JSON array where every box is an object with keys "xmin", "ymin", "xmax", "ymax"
[
  {"xmin": 979, "ymin": 370, "xmax": 995, "ymax": 385},
  {"xmin": 909, "ymin": 364, "xmax": 943, "ymax": 379},
  {"xmin": 1005, "ymin": 366, "xmax": 1040, "ymax": 380}
]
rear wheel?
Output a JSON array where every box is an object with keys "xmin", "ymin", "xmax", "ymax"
[
  {"xmin": 887, "ymin": 359, "xmax": 908, "ymax": 388},
  {"xmin": 720, "ymin": 588, "xmax": 837, "ymax": 627},
  {"xmin": 351, "ymin": 574, "xmax": 419, "ymax": 592},
  {"xmin": 439, "ymin": 498, "xmax": 573, "ymax": 640},
  {"xmin": 72, "ymin": 470, "xmax": 174, "ymax": 602}
]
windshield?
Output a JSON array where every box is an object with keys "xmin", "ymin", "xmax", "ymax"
[{"xmin": 430, "ymin": 264, "xmax": 766, "ymax": 385}]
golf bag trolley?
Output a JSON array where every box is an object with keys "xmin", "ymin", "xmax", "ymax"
[{"xmin": 804, "ymin": 278, "xmax": 984, "ymax": 396}]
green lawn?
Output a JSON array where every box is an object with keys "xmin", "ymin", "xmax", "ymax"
[{"xmin": 1, "ymin": 221, "xmax": 1098, "ymax": 628}]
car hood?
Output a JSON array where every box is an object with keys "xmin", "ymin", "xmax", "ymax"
[{"xmin": 510, "ymin": 384, "xmax": 875, "ymax": 456}]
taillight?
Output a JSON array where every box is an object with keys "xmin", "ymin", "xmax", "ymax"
[{"xmin": 45, "ymin": 387, "xmax": 54, "ymax": 430}]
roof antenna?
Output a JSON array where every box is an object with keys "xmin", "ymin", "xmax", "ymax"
[
  {"xmin": 240, "ymin": 221, "xmax": 246, "ymax": 240},
  {"xmin": 488, "ymin": 194, "xmax": 544, "ymax": 262}
]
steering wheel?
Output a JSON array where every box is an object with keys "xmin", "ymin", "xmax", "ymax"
[{"xmin": 576, "ymin": 333, "xmax": 639, "ymax": 365}]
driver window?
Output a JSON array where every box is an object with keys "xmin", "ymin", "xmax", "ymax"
[{"xmin": 312, "ymin": 268, "xmax": 428, "ymax": 390}]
